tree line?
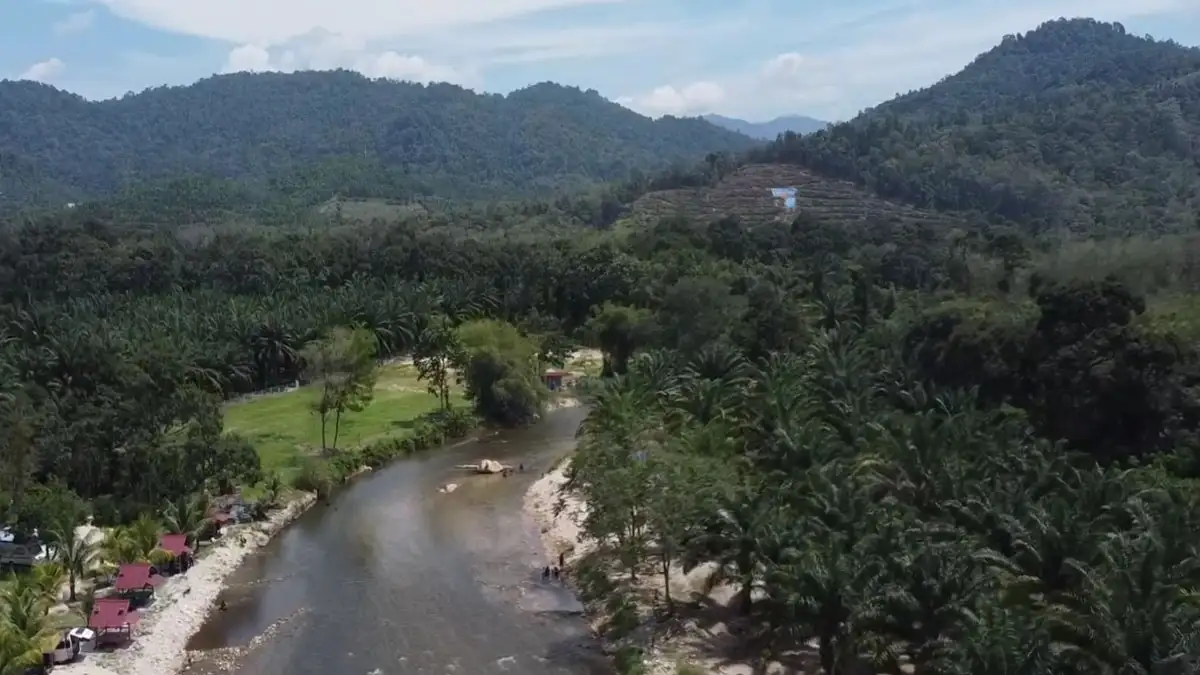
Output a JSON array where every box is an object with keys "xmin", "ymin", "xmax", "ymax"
[
  {"xmin": 570, "ymin": 326, "xmax": 1199, "ymax": 674},
  {"xmin": 3, "ymin": 194, "xmax": 1198, "ymax": 528}
]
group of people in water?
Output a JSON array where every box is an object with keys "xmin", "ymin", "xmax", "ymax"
[
  {"xmin": 540, "ymin": 551, "xmax": 567, "ymax": 582},
  {"xmin": 501, "ymin": 462, "xmax": 524, "ymax": 477}
]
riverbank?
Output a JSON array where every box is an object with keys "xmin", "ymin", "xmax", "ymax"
[
  {"xmin": 524, "ymin": 460, "xmax": 757, "ymax": 675},
  {"xmin": 58, "ymin": 492, "xmax": 318, "ymax": 675}
]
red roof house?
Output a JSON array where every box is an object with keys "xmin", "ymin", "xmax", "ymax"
[
  {"xmin": 89, "ymin": 597, "xmax": 140, "ymax": 643},
  {"xmin": 114, "ymin": 563, "xmax": 165, "ymax": 593},
  {"xmin": 159, "ymin": 534, "xmax": 191, "ymax": 558},
  {"xmin": 542, "ymin": 369, "xmax": 569, "ymax": 390}
]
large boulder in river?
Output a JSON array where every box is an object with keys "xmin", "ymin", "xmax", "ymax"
[
  {"xmin": 476, "ymin": 459, "xmax": 505, "ymax": 474},
  {"xmin": 454, "ymin": 459, "xmax": 510, "ymax": 474}
]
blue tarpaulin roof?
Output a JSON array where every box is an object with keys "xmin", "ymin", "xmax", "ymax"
[{"xmin": 770, "ymin": 187, "xmax": 797, "ymax": 210}]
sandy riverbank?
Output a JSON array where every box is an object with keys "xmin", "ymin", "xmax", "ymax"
[
  {"xmin": 524, "ymin": 460, "xmax": 771, "ymax": 675},
  {"xmin": 547, "ymin": 395, "xmax": 583, "ymax": 412},
  {"xmin": 57, "ymin": 492, "xmax": 318, "ymax": 675}
]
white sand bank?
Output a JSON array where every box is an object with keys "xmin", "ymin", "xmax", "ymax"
[
  {"xmin": 57, "ymin": 493, "xmax": 317, "ymax": 675},
  {"xmin": 547, "ymin": 396, "xmax": 583, "ymax": 412},
  {"xmin": 523, "ymin": 460, "xmax": 587, "ymax": 566},
  {"xmin": 524, "ymin": 461, "xmax": 775, "ymax": 675}
]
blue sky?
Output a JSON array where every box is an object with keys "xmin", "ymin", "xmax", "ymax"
[{"xmin": 5, "ymin": 0, "xmax": 1200, "ymax": 121}]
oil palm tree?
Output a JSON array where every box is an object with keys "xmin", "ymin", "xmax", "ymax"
[
  {"xmin": 29, "ymin": 563, "xmax": 66, "ymax": 605},
  {"xmin": 103, "ymin": 514, "xmax": 169, "ymax": 565},
  {"xmin": 683, "ymin": 482, "xmax": 782, "ymax": 616},
  {"xmin": 1048, "ymin": 515, "xmax": 1200, "ymax": 675},
  {"xmin": 931, "ymin": 604, "xmax": 1056, "ymax": 675},
  {"xmin": 47, "ymin": 521, "xmax": 98, "ymax": 602},
  {"xmin": 0, "ymin": 575, "xmax": 55, "ymax": 642},
  {"xmin": 163, "ymin": 492, "xmax": 213, "ymax": 548},
  {"xmin": 0, "ymin": 625, "xmax": 44, "ymax": 675},
  {"xmin": 762, "ymin": 525, "xmax": 880, "ymax": 675}
]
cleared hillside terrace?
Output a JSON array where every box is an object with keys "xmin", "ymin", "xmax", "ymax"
[{"xmin": 630, "ymin": 163, "xmax": 968, "ymax": 228}]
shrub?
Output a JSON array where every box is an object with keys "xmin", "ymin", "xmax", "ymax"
[
  {"xmin": 613, "ymin": 646, "xmax": 646, "ymax": 675},
  {"xmin": 292, "ymin": 457, "xmax": 334, "ymax": 497}
]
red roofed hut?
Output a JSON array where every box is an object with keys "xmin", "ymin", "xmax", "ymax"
[
  {"xmin": 159, "ymin": 533, "xmax": 193, "ymax": 573},
  {"xmin": 114, "ymin": 563, "xmax": 165, "ymax": 605},
  {"xmin": 89, "ymin": 597, "xmax": 140, "ymax": 646},
  {"xmin": 542, "ymin": 369, "xmax": 569, "ymax": 391}
]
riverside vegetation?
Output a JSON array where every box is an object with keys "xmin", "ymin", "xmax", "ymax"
[{"xmin": 0, "ymin": 15, "xmax": 1197, "ymax": 675}]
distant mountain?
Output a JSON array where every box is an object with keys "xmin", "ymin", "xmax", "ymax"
[
  {"xmin": 0, "ymin": 71, "xmax": 757, "ymax": 210},
  {"xmin": 703, "ymin": 114, "xmax": 829, "ymax": 139},
  {"xmin": 753, "ymin": 18, "xmax": 1200, "ymax": 234}
]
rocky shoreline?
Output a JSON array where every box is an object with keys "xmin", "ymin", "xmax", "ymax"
[
  {"xmin": 58, "ymin": 492, "xmax": 318, "ymax": 675},
  {"xmin": 523, "ymin": 459, "xmax": 765, "ymax": 675},
  {"xmin": 522, "ymin": 459, "xmax": 684, "ymax": 674}
]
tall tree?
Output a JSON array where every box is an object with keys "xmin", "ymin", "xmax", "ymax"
[{"xmin": 301, "ymin": 326, "xmax": 379, "ymax": 451}]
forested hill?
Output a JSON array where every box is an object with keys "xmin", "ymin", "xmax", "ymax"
[
  {"xmin": 703, "ymin": 114, "xmax": 829, "ymax": 138},
  {"xmin": 0, "ymin": 71, "xmax": 755, "ymax": 210},
  {"xmin": 755, "ymin": 18, "xmax": 1200, "ymax": 234}
]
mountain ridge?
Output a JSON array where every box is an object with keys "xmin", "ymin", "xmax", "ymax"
[
  {"xmin": 0, "ymin": 71, "xmax": 756, "ymax": 211},
  {"xmin": 704, "ymin": 113, "xmax": 829, "ymax": 139},
  {"xmin": 750, "ymin": 17, "xmax": 1200, "ymax": 235}
]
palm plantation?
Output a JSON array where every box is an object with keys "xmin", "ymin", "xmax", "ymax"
[{"xmin": 568, "ymin": 321, "xmax": 1200, "ymax": 674}]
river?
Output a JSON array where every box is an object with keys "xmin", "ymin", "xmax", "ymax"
[{"xmin": 182, "ymin": 406, "xmax": 610, "ymax": 675}]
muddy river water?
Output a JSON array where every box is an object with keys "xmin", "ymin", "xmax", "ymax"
[{"xmin": 183, "ymin": 406, "xmax": 609, "ymax": 675}]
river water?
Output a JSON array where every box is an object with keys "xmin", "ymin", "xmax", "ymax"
[{"xmin": 183, "ymin": 406, "xmax": 609, "ymax": 675}]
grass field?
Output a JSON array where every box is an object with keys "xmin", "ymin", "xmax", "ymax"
[{"xmin": 224, "ymin": 362, "xmax": 463, "ymax": 482}]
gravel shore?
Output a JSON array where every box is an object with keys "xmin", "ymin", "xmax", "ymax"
[{"xmin": 57, "ymin": 493, "xmax": 317, "ymax": 675}]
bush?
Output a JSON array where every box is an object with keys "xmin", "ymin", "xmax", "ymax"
[
  {"xmin": 292, "ymin": 457, "xmax": 335, "ymax": 497},
  {"xmin": 604, "ymin": 593, "xmax": 641, "ymax": 640},
  {"xmin": 613, "ymin": 646, "xmax": 646, "ymax": 675}
]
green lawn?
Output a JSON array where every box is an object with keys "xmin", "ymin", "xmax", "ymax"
[{"xmin": 224, "ymin": 363, "xmax": 463, "ymax": 481}]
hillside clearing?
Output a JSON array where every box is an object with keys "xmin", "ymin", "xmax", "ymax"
[{"xmin": 629, "ymin": 163, "xmax": 968, "ymax": 229}]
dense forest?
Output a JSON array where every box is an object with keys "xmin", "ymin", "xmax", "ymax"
[
  {"xmin": 757, "ymin": 18, "xmax": 1200, "ymax": 235},
  {"xmin": 0, "ymin": 72, "xmax": 754, "ymax": 211},
  {"xmin": 0, "ymin": 14, "xmax": 1197, "ymax": 675}
]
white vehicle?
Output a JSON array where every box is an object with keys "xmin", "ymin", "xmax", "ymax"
[
  {"xmin": 0, "ymin": 529, "xmax": 44, "ymax": 569},
  {"xmin": 67, "ymin": 628, "xmax": 96, "ymax": 654},
  {"xmin": 45, "ymin": 628, "xmax": 96, "ymax": 665},
  {"xmin": 48, "ymin": 634, "xmax": 75, "ymax": 665}
]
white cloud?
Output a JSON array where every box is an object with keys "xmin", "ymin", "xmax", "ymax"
[
  {"xmin": 223, "ymin": 45, "xmax": 273, "ymax": 72},
  {"xmin": 53, "ymin": 10, "xmax": 96, "ymax": 36},
  {"xmin": 20, "ymin": 58, "xmax": 66, "ymax": 82},
  {"xmin": 94, "ymin": 0, "xmax": 631, "ymax": 45},
  {"xmin": 435, "ymin": 19, "xmax": 746, "ymax": 67},
  {"xmin": 625, "ymin": 81, "xmax": 725, "ymax": 116},
  {"xmin": 620, "ymin": 0, "xmax": 1199, "ymax": 121},
  {"xmin": 364, "ymin": 53, "xmax": 463, "ymax": 82},
  {"xmin": 221, "ymin": 35, "xmax": 475, "ymax": 87},
  {"xmin": 62, "ymin": 0, "xmax": 1200, "ymax": 118}
]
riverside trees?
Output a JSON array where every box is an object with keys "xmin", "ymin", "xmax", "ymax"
[
  {"xmin": 302, "ymin": 326, "xmax": 380, "ymax": 451},
  {"xmin": 570, "ymin": 321, "xmax": 1200, "ymax": 674},
  {"xmin": 457, "ymin": 319, "xmax": 547, "ymax": 426}
]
